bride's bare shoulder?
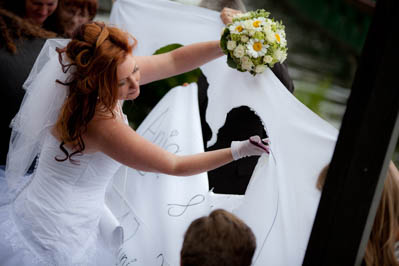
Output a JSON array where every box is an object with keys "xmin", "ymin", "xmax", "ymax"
[
  {"xmin": 88, "ymin": 110, "xmax": 121, "ymax": 131},
  {"xmin": 87, "ymin": 109, "xmax": 130, "ymax": 139}
]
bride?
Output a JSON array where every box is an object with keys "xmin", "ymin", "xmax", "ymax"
[{"xmin": 0, "ymin": 21, "xmax": 269, "ymax": 265}]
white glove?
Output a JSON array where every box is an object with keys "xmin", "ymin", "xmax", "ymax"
[{"xmin": 230, "ymin": 135, "xmax": 270, "ymax": 160}]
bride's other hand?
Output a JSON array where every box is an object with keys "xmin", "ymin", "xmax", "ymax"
[
  {"xmin": 220, "ymin": 7, "xmax": 242, "ymax": 25},
  {"xmin": 230, "ymin": 136, "xmax": 270, "ymax": 160}
]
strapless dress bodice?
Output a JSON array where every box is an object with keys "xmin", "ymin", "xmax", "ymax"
[{"xmin": 11, "ymin": 133, "xmax": 121, "ymax": 264}]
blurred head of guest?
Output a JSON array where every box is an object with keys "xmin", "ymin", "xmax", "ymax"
[
  {"xmin": 1, "ymin": 0, "xmax": 58, "ymax": 26},
  {"xmin": 0, "ymin": 7, "xmax": 55, "ymax": 53},
  {"xmin": 25, "ymin": 0, "xmax": 58, "ymax": 25},
  {"xmin": 317, "ymin": 162, "xmax": 399, "ymax": 266},
  {"xmin": 50, "ymin": 0, "xmax": 98, "ymax": 37},
  {"xmin": 180, "ymin": 209, "xmax": 256, "ymax": 266}
]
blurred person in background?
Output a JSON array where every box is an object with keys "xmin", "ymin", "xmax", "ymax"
[
  {"xmin": 46, "ymin": 0, "xmax": 98, "ymax": 37},
  {"xmin": 181, "ymin": 209, "xmax": 256, "ymax": 266},
  {"xmin": 1, "ymin": 0, "xmax": 97, "ymax": 38},
  {"xmin": 0, "ymin": 8, "xmax": 55, "ymax": 172},
  {"xmin": 317, "ymin": 162, "xmax": 399, "ymax": 266},
  {"xmin": 0, "ymin": 0, "xmax": 58, "ymax": 27}
]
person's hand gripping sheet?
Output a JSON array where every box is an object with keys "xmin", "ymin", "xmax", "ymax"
[{"xmin": 230, "ymin": 135, "xmax": 270, "ymax": 160}]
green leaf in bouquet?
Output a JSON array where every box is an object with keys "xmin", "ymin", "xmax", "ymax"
[
  {"xmin": 227, "ymin": 53, "xmax": 238, "ymax": 69},
  {"xmin": 277, "ymin": 21, "xmax": 285, "ymax": 30},
  {"xmin": 253, "ymin": 9, "xmax": 270, "ymax": 19},
  {"xmin": 253, "ymin": 31, "xmax": 265, "ymax": 40},
  {"xmin": 231, "ymin": 34, "xmax": 241, "ymax": 42},
  {"xmin": 251, "ymin": 57, "xmax": 263, "ymax": 65},
  {"xmin": 220, "ymin": 28, "xmax": 230, "ymax": 54}
]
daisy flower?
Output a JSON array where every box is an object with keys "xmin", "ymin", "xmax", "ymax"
[
  {"xmin": 247, "ymin": 39, "xmax": 268, "ymax": 58},
  {"xmin": 229, "ymin": 22, "xmax": 246, "ymax": 34},
  {"xmin": 251, "ymin": 17, "xmax": 266, "ymax": 30},
  {"xmin": 275, "ymin": 30, "xmax": 287, "ymax": 47}
]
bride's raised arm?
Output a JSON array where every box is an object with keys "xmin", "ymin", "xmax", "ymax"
[
  {"xmin": 136, "ymin": 41, "xmax": 224, "ymax": 85},
  {"xmin": 87, "ymin": 117, "xmax": 236, "ymax": 176}
]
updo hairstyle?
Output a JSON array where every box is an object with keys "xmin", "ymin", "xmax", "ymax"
[{"xmin": 55, "ymin": 21, "xmax": 136, "ymax": 162}]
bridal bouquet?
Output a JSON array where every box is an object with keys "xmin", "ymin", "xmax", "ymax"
[{"xmin": 220, "ymin": 9, "xmax": 288, "ymax": 76}]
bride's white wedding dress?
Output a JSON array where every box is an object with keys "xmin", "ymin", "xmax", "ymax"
[{"xmin": 0, "ymin": 132, "xmax": 121, "ymax": 265}]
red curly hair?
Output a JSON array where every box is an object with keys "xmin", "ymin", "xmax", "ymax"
[{"xmin": 55, "ymin": 21, "xmax": 136, "ymax": 162}]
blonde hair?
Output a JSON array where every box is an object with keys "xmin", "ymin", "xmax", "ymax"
[
  {"xmin": 317, "ymin": 163, "xmax": 399, "ymax": 266},
  {"xmin": 364, "ymin": 162, "xmax": 399, "ymax": 266}
]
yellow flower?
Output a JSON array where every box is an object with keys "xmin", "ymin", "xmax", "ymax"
[
  {"xmin": 275, "ymin": 33, "xmax": 281, "ymax": 43},
  {"xmin": 253, "ymin": 20, "xmax": 261, "ymax": 28},
  {"xmin": 253, "ymin": 42, "xmax": 262, "ymax": 51},
  {"xmin": 247, "ymin": 39, "xmax": 268, "ymax": 58},
  {"xmin": 235, "ymin": 25, "xmax": 243, "ymax": 32}
]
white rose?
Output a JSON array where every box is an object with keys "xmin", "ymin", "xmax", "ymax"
[
  {"xmin": 255, "ymin": 65, "xmax": 267, "ymax": 73},
  {"xmin": 263, "ymin": 23, "xmax": 272, "ymax": 32},
  {"xmin": 240, "ymin": 35, "xmax": 249, "ymax": 43},
  {"xmin": 273, "ymin": 49, "xmax": 287, "ymax": 62},
  {"xmin": 243, "ymin": 20, "xmax": 253, "ymax": 29},
  {"xmin": 241, "ymin": 56, "xmax": 254, "ymax": 71},
  {"xmin": 265, "ymin": 29, "xmax": 276, "ymax": 43},
  {"xmin": 248, "ymin": 29, "xmax": 256, "ymax": 37},
  {"xmin": 263, "ymin": 55, "xmax": 273, "ymax": 64},
  {"xmin": 233, "ymin": 45, "xmax": 245, "ymax": 58},
  {"xmin": 227, "ymin": 40, "xmax": 237, "ymax": 51}
]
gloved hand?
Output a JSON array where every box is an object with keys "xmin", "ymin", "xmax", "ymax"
[{"xmin": 230, "ymin": 135, "xmax": 270, "ymax": 160}]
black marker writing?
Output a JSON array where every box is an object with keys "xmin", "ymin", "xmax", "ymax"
[
  {"xmin": 117, "ymin": 248, "xmax": 137, "ymax": 266},
  {"xmin": 156, "ymin": 253, "xmax": 170, "ymax": 266},
  {"xmin": 167, "ymin": 194, "xmax": 205, "ymax": 217}
]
